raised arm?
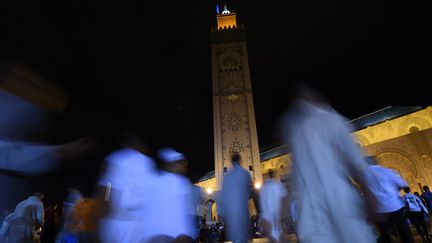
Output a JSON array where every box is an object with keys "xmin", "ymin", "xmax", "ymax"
[
  {"xmin": 36, "ymin": 201, "xmax": 44, "ymax": 226},
  {"xmin": 0, "ymin": 137, "xmax": 95, "ymax": 174}
]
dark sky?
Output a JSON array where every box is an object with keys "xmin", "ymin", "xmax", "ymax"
[{"xmin": 1, "ymin": 0, "xmax": 431, "ymax": 194}]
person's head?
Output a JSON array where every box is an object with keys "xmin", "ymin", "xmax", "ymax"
[
  {"xmin": 158, "ymin": 147, "xmax": 188, "ymax": 175},
  {"xmin": 231, "ymin": 153, "xmax": 241, "ymax": 166},
  {"xmin": 268, "ymin": 169, "xmax": 276, "ymax": 179},
  {"xmin": 33, "ymin": 192, "xmax": 44, "ymax": 200},
  {"xmin": 67, "ymin": 187, "xmax": 81, "ymax": 195},
  {"xmin": 424, "ymin": 185, "xmax": 430, "ymax": 192},
  {"xmin": 404, "ymin": 187, "xmax": 411, "ymax": 193},
  {"xmin": 288, "ymin": 81, "xmax": 329, "ymax": 105},
  {"xmin": 118, "ymin": 130, "xmax": 150, "ymax": 154}
]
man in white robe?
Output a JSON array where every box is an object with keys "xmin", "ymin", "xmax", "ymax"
[
  {"xmin": 365, "ymin": 157, "xmax": 413, "ymax": 243},
  {"xmin": 259, "ymin": 170, "xmax": 287, "ymax": 243},
  {"xmin": 97, "ymin": 134, "xmax": 159, "ymax": 243},
  {"xmin": 282, "ymin": 84, "xmax": 376, "ymax": 243},
  {"xmin": 143, "ymin": 147, "xmax": 195, "ymax": 242}
]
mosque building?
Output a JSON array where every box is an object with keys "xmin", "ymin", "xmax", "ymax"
[{"xmin": 195, "ymin": 4, "xmax": 432, "ymax": 223}]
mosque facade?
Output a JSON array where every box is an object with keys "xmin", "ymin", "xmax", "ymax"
[{"xmin": 195, "ymin": 5, "xmax": 432, "ymax": 223}]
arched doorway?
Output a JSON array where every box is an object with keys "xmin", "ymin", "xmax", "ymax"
[
  {"xmin": 204, "ymin": 199, "xmax": 218, "ymax": 223},
  {"xmin": 375, "ymin": 151, "xmax": 420, "ymax": 191}
]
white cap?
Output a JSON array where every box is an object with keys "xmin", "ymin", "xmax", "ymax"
[{"xmin": 158, "ymin": 147, "xmax": 186, "ymax": 163}]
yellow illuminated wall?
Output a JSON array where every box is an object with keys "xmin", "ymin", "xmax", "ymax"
[
  {"xmin": 354, "ymin": 107, "xmax": 432, "ymax": 146},
  {"xmin": 195, "ymin": 177, "xmax": 216, "ymax": 195},
  {"xmin": 197, "ymin": 107, "xmax": 432, "ymax": 203},
  {"xmin": 217, "ymin": 13, "xmax": 237, "ymax": 29}
]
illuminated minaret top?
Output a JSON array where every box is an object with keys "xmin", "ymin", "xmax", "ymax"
[{"xmin": 216, "ymin": 4, "xmax": 237, "ymax": 30}]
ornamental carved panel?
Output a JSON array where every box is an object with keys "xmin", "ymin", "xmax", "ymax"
[
  {"xmin": 229, "ymin": 140, "xmax": 245, "ymax": 153},
  {"xmin": 217, "ymin": 51, "xmax": 245, "ymax": 93},
  {"xmin": 397, "ymin": 117, "xmax": 431, "ymax": 136},
  {"xmin": 227, "ymin": 111, "xmax": 242, "ymax": 133}
]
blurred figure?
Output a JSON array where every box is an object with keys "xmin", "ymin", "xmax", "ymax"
[
  {"xmin": 421, "ymin": 186, "xmax": 432, "ymax": 238},
  {"xmin": 55, "ymin": 188, "xmax": 83, "ymax": 243},
  {"xmin": 97, "ymin": 132, "xmax": 158, "ymax": 243},
  {"xmin": 422, "ymin": 186, "xmax": 432, "ymax": 213},
  {"xmin": 259, "ymin": 170, "xmax": 287, "ymax": 243},
  {"xmin": 250, "ymin": 215, "xmax": 259, "ymax": 238},
  {"xmin": 69, "ymin": 197, "xmax": 102, "ymax": 243},
  {"xmin": 218, "ymin": 154, "xmax": 255, "ymax": 243},
  {"xmin": 278, "ymin": 181, "xmax": 292, "ymax": 240},
  {"xmin": 149, "ymin": 147, "xmax": 196, "ymax": 243},
  {"xmin": 0, "ymin": 212, "xmax": 13, "ymax": 241},
  {"xmin": 403, "ymin": 187, "xmax": 430, "ymax": 241},
  {"xmin": 63, "ymin": 188, "xmax": 84, "ymax": 220},
  {"xmin": 365, "ymin": 156, "xmax": 413, "ymax": 243},
  {"xmin": 0, "ymin": 192, "xmax": 44, "ymax": 243},
  {"xmin": 41, "ymin": 203, "xmax": 60, "ymax": 243},
  {"xmin": 289, "ymin": 197, "xmax": 298, "ymax": 235},
  {"xmin": 281, "ymin": 83, "xmax": 376, "ymax": 243},
  {"xmin": 0, "ymin": 89, "xmax": 95, "ymax": 222},
  {"xmin": 0, "ymin": 89, "xmax": 49, "ymax": 139},
  {"xmin": 190, "ymin": 184, "xmax": 204, "ymax": 241}
]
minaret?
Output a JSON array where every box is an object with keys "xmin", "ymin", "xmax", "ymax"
[{"xmin": 211, "ymin": 4, "xmax": 263, "ymax": 190}]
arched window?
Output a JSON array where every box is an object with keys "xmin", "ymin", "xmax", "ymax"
[{"xmin": 409, "ymin": 126, "xmax": 419, "ymax": 133}]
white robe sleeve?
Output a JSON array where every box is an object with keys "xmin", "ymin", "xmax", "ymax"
[
  {"xmin": 0, "ymin": 138, "xmax": 60, "ymax": 174},
  {"xmin": 391, "ymin": 172, "xmax": 408, "ymax": 189},
  {"xmin": 332, "ymin": 115, "xmax": 369, "ymax": 176}
]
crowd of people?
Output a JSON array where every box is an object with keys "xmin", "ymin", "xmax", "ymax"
[{"xmin": 2, "ymin": 79, "xmax": 432, "ymax": 243}]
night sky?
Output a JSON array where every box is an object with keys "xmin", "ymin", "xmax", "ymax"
[{"xmin": 1, "ymin": 0, "xmax": 431, "ymax": 199}]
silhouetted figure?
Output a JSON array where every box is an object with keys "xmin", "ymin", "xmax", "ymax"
[
  {"xmin": 422, "ymin": 186, "xmax": 432, "ymax": 213},
  {"xmin": 218, "ymin": 154, "xmax": 254, "ymax": 243},
  {"xmin": 403, "ymin": 186, "xmax": 431, "ymax": 242},
  {"xmin": 41, "ymin": 204, "xmax": 60, "ymax": 243},
  {"xmin": 190, "ymin": 185, "xmax": 204, "ymax": 241}
]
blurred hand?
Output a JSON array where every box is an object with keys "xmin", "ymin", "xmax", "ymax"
[{"xmin": 58, "ymin": 137, "xmax": 98, "ymax": 159}]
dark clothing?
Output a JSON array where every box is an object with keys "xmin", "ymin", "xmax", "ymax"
[
  {"xmin": 422, "ymin": 191, "xmax": 432, "ymax": 212},
  {"xmin": 407, "ymin": 211, "xmax": 429, "ymax": 239},
  {"xmin": 374, "ymin": 207, "xmax": 413, "ymax": 243},
  {"xmin": 41, "ymin": 207, "xmax": 58, "ymax": 243}
]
